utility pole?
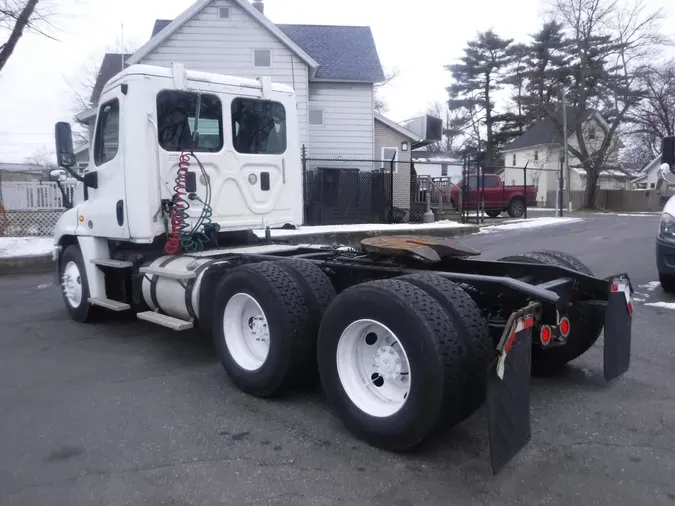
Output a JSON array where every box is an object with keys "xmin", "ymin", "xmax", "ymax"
[{"xmin": 562, "ymin": 92, "xmax": 571, "ymax": 212}]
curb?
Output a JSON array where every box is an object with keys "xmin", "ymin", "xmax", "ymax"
[
  {"xmin": 0, "ymin": 225, "xmax": 480, "ymax": 276},
  {"xmin": 0, "ymin": 254, "xmax": 54, "ymax": 276}
]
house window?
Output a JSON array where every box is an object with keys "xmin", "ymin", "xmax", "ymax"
[
  {"xmin": 534, "ymin": 150, "xmax": 539, "ymax": 162},
  {"xmin": 93, "ymin": 99, "xmax": 119, "ymax": 166},
  {"xmin": 218, "ymin": 7, "xmax": 230, "ymax": 18},
  {"xmin": 512, "ymin": 154, "xmax": 516, "ymax": 166},
  {"xmin": 156, "ymin": 90, "xmax": 223, "ymax": 152},
  {"xmin": 382, "ymin": 147, "xmax": 398, "ymax": 162},
  {"xmin": 308, "ymin": 108, "xmax": 324, "ymax": 126},
  {"xmin": 231, "ymin": 97, "xmax": 287, "ymax": 154},
  {"xmin": 253, "ymin": 49, "xmax": 271, "ymax": 68},
  {"xmin": 588, "ymin": 126, "xmax": 596, "ymax": 140},
  {"xmin": 441, "ymin": 164, "xmax": 448, "ymax": 176}
]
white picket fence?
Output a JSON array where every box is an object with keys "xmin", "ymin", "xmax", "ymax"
[{"xmin": 0, "ymin": 181, "xmax": 79, "ymax": 211}]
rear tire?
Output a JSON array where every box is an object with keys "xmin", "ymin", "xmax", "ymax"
[
  {"xmin": 660, "ymin": 272, "xmax": 675, "ymax": 293},
  {"xmin": 59, "ymin": 244, "xmax": 100, "ymax": 323},
  {"xmin": 317, "ymin": 279, "xmax": 470, "ymax": 451},
  {"xmin": 507, "ymin": 198, "xmax": 525, "ymax": 218},
  {"xmin": 486, "ymin": 210, "xmax": 501, "ymax": 218},
  {"xmin": 498, "ymin": 251, "xmax": 604, "ymax": 373},
  {"xmin": 276, "ymin": 259, "xmax": 336, "ymax": 385},
  {"xmin": 396, "ymin": 274, "xmax": 492, "ymax": 421},
  {"xmin": 213, "ymin": 261, "xmax": 315, "ymax": 397}
]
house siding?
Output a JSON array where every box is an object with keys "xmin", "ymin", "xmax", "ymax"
[
  {"xmin": 139, "ymin": 0, "xmax": 310, "ymax": 153},
  {"xmin": 308, "ymin": 82, "xmax": 374, "ymax": 158},
  {"xmin": 374, "ymin": 119, "xmax": 410, "ymax": 211},
  {"xmin": 503, "ymin": 145, "xmax": 559, "ymax": 203}
]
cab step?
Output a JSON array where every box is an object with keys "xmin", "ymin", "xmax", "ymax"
[
  {"xmin": 91, "ymin": 258, "xmax": 133, "ymax": 268},
  {"xmin": 139, "ymin": 265, "xmax": 196, "ymax": 280},
  {"xmin": 137, "ymin": 311, "xmax": 194, "ymax": 331},
  {"xmin": 88, "ymin": 297, "xmax": 131, "ymax": 311}
]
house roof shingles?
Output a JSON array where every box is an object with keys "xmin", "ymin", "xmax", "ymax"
[
  {"xmin": 151, "ymin": 19, "xmax": 385, "ymax": 82},
  {"xmin": 504, "ymin": 108, "xmax": 595, "ymax": 152}
]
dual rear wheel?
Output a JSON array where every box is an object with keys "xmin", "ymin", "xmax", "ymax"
[{"xmin": 213, "ymin": 261, "xmax": 492, "ymax": 450}]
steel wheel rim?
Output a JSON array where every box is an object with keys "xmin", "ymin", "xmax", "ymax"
[
  {"xmin": 336, "ymin": 319, "xmax": 411, "ymax": 418},
  {"xmin": 513, "ymin": 201, "xmax": 524, "ymax": 215},
  {"xmin": 61, "ymin": 261, "xmax": 83, "ymax": 308},
  {"xmin": 223, "ymin": 293, "xmax": 270, "ymax": 371}
]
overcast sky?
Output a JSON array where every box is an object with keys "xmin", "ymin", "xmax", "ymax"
[{"xmin": 0, "ymin": 0, "xmax": 672, "ymax": 163}]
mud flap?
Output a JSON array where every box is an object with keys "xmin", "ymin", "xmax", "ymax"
[
  {"xmin": 486, "ymin": 304, "xmax": 540, "ymax": 475},
  {"xmin": 603, "ymin": 276, "xmax": 633, "ymax": 381}
]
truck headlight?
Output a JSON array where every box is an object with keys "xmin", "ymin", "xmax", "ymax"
[{"xmin": 660, "ymin": 212, "xmax": 675, "ymax": 238}]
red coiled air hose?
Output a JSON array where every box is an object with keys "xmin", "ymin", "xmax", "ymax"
[{"xmin": 164, "ymin": 150, "xmax": 192, "ymax": 255}]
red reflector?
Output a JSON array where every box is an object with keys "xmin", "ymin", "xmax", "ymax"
[
  {"xmin": 627, "ymin": 301, "xmax": 634, "ymax": 315},
  {"xmin": 523, "ymin": 316, "xmax": 534, "ymax": 329},
  {"xmin": 504, "ymin": 329, "xmax": 517, "ymax": 354},
  {"xmin": 559, "ymin": 317, "xmax": 570, "ymax": 337},
  {"xmin": 611, "ymin": 283, "xmax": 619, "ymax": 292},
  {"xmin": 540, "ymin": 326, "xmax": 552, "ymax": 346}
]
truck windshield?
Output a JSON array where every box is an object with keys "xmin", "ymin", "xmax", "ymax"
[{"xmin": 157, "ymin": 90, "xmax": 224, "ymax": 152}]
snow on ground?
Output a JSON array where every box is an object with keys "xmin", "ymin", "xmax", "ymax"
[
  {"xmin": 526, "ymin": 207, "xmax": 558, "ymax": 212},
  {"xmin": 252, "ymin": 220, "xmax": 471, "ymax": 238},
  {"xmin": 645, "ymin": 301, "xmax": 675, "ymax": 310},
  {"xmin": 0, "ymin": 237, "xmax": 53, "ymax": 258},
  {"xmin": 479, "ymin": 217, "xmax": 583, "ymax": 233}
]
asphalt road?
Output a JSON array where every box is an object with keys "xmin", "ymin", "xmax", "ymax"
[{"xmin": 1, "ymin": 214, "xmax": 674, "ymax": 506}]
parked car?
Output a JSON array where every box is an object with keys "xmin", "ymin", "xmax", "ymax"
[
  {"xmin": 656, "ymin": 194, "xmax": 675, "ymax": 293},
  {"xmin": 447, "ymin": 174, "xmax": 538, "ymax": 218}
]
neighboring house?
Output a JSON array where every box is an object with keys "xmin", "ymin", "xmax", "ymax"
[
  {"xmin": 75, "ymin": 0, "xmax": 412, "ymax": 161},
  {"xmin": 631, "ymin": 154, "xmax": 675, "ymax": 190},
  {"xmin": 0, "ymin": 163, "xmax": 49, "ymax": 183},
  {"xmin": 73, "ymin": 144, "xmax": 89, "ymax": 173},
  {"xmin": 411, "ymin": 151, "xmax": 463, "ymax": 182},
  {"xmin": 502, "ymin": 108, "xmax": 625, "ymax": 203}
]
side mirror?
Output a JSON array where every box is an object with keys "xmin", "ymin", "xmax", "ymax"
[
  {"xmin": 49, "ymin": 169, "xmax": 67, "ymax": 182},
  {"xmin": 662, "ymin": 136, "xmax": 675, "ymax": 174},
  {"xmin": 55, "ymin": 122, "xmax": 75, "ymax": 168}
]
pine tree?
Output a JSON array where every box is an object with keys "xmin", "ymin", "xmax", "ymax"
[
  {"xmin": 446, "ymin": 30, "xmax": 514, "ymax": 170},
  {"xmin": 493, "ymin": 43, "xmax": 530, "ymax": 149}
]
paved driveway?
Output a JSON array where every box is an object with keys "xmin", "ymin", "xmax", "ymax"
[{"xmin": 1, "ymin": 214, "xmax": 674, "ymax": 506}]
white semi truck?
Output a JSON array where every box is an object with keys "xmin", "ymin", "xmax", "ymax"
[{"xmin": 49, "ymin": 63, "xmax": 634, "ymax": 474}]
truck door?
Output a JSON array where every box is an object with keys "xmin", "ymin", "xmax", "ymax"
[
  {"xmin": 482, "ymin": 175, "xmax": 502, "ymax": 209},
  {"xmin": 78, "ymin": 91, "xmax": 130, "ymax": 239}
]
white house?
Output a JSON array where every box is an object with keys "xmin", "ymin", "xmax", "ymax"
[
  {"xmin": 411, "ymin": 151, "xmax": 463, "ymax": 182},
  {"xmin": 501, "ymin": 108, "xmax": 628, "ymax": 204},
  {"xmin": 74, "ymin": 0, "xmax": 413, "ymax": 162}
]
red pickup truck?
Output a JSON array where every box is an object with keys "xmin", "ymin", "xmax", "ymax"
[{"xmin": 448, "ymin": 174, "xmax": 537, "ymax": 218}]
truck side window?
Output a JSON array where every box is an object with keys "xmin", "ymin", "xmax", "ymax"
[
  {"xmin": 231, "ymin": 98, "xmax": 287, "ymax": 155},
  {"xmin": 483, "ymin": 175, "xmax": 499, "ymax": 188},
  {"xmin": 93, "ymin": 99, "xmax": 120, "ymax": 166},
  {"xmin": 157, "ymin": 90, "xmax": 223, "ymax": 152}
]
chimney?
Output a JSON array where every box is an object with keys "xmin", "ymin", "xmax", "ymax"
[{"xmin": 252, "ymin": 1, "xmax": 264, "ymax": 15}]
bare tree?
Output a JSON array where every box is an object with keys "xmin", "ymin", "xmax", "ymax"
[
  {"xmin": 374, "ymin": 67, "xmax": 400, "ymax": 114},
  {"xmin": 0, "ymin": 0, "xmax": 63, "ymax": 74},
  {"xmin": 549, "ymin": 0, "xmax": 665, "ymax": 208}
]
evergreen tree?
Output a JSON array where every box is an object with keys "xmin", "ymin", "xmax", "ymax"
[
  {"xmin": 445, "ymin": 30, "xmax": 514, "ymax": 169},
  {"xmin": 493, "ymin": 43, "xmax": 530, "ymax": 149}
]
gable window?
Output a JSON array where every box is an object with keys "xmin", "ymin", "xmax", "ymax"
[
  {"xmin": 534, "ymin": 150, "xmax": 539, "ymax": 162},
  {"xmin": 157, "ymin": 90, "xmax": 223, "ymax": 152},
  {"xmin": 253, "ymin": 49, "xmax": 271, "ymax": 68},
  {"xmin": 231, "ymin": 97, "xmax": 287, "ymax": 154},
  {"xmin": 93, "ymin": 99, "xmax": 120, "ymax": 166},
  {"xmin": 588, "ymin": 126, "xmax": 596, "ymax": 140},
  {"xmin": 309, "ymin": 108, "xmax": 324, "ymax": 126},
  {"xmin": 218, "ymin": 7, "xmax": 230, "ymax": 18},
  {"xmin": 441, "ymin": 164, "xmax": 448, "ymax": 176},
  {"xmin": 512, "ymin": 154, "xmax": 516, "ymax": 166}
]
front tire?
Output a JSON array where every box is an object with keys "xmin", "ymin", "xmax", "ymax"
[
  {"xmin": 486, "ymin": 210, "xmax": 501, "ymax": 218},
  {"xmin": 59, "ymin": 244, "xmax": 98, "ymax": 323},
  {"xmin": 659, "ymin": 272, "xmax": 675, "ymax": 293},
  {"xmin": 213, "ymin": 261, "xmax": 316, "ymax": 397},
  {"xmin": 317, "ymin": 279, "xmax": 470, "ymax": 451}
]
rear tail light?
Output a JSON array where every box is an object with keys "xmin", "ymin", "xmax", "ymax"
[
  {"xmin": 540, "ymin": 325, "xmax": 553, "ymax": 347},
  {"xmin": 559, "ymin": 317, "xmax": 571, "ymax": 338}
]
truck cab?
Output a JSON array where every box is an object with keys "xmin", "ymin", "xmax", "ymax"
[
  {"xmin": 656, "ymin": 136, "xmax": 675, "ymax": 293},
  {"xmin": 51, "ymin": 63, "xmax": 302, "ymax": 248}
]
